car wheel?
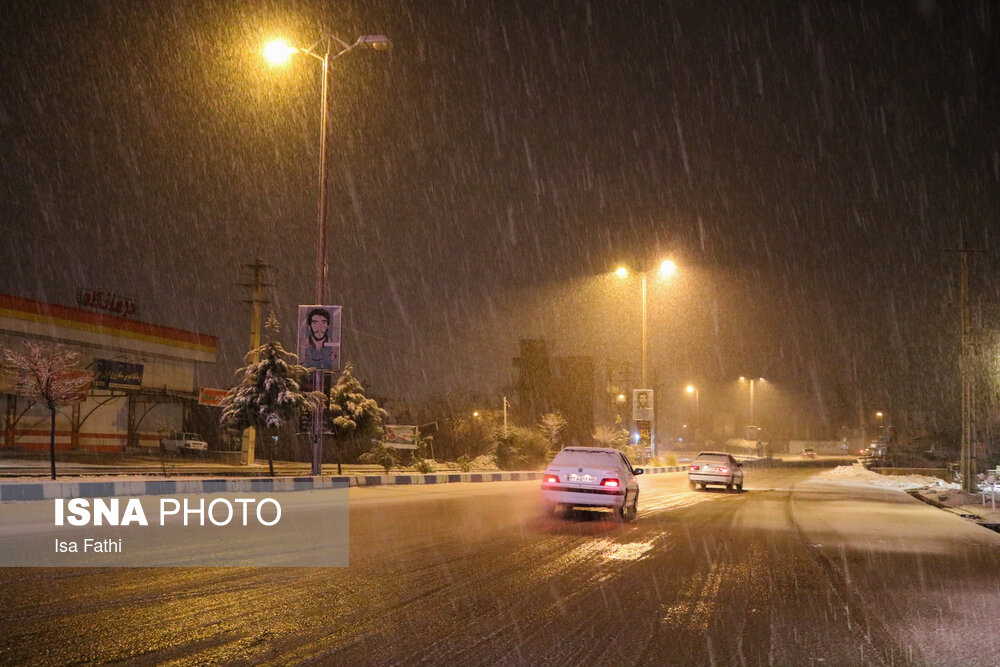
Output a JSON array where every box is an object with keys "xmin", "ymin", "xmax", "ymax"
[
  {"xmin": 622, "ymin": 491, "xmax": 638, "ymax": 522},
  {"xmin": 726, "ymin": 482, "xmax": 733, "ymax": 491},
  {"xmin": 699, "ymin": 483, "xmax": 706, "ymax": 490},
  {"xmin": 736, "ymin": 479, "xmax": 744, "ymax": 492}
]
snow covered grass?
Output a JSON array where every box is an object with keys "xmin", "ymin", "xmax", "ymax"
[{"xmin": 815, "ymin": 463, "xmax": 959, "ymax": 491}]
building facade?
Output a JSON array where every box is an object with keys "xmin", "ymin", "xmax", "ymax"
[
  {"xmin": 0, "ymin": 293, "xmax": 216, "ymax": 453},
  {"xmin": 512, "ymin": 339, "xmax": 595, "ymax": 446}
]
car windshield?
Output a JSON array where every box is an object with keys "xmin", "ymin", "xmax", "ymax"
[{"xmin": 551, "ymin": 449, "xmax": 621, "ymax": 468}]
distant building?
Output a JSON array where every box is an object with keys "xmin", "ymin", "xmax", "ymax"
[
  {"xmin": 512, "ymin": 339, "xmax": 594, "ymax": 446},
  {"xmin": 0, "ymin": 292, "xmax": 216, "ymax": 452}
]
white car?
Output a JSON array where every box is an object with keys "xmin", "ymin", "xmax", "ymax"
[
  {"xmin": 688, "ymin": 451, "xmax": 744, "ymax": 491},
  {"xmin": 159, "ymin": 432, "xmax": 209, "ymax": 455},
  {"xmin": 541, "ymin": 447, "xmax": 643, "ymax": 521}
]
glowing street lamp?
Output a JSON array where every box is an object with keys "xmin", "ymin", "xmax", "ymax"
[
  {"xmin": 263, "ymin": 39, "xmax": 297, "ymax": 65},
  {"xmin": 685, "ymin": 384, "xmax": 699, "ymax": 419},
  {"xmin": 265, "ymin": 31, "xmax": 391, "ymax": 475},
  {"xmin": 615, "ymin": 259, "xmax": 679, "ymax": 387}
]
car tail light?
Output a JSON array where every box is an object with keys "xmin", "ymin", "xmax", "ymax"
[
  {"xmin": 689, "ymin": 465, "xmax": 700, "ymax": 471},
  {"xmin": 544, "ymin": 475, "xmax": 559, "ymax": 484},
  {"xmin": 600, "ymin": 478, "xmax": 619, "ymax": 487},
  {"xmin": 717, "ymin": 467, "xmax": 729, "ymax": 474}
]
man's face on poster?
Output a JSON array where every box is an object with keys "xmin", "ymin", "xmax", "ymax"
[
  {"xmin": 638, "ymin": 393, "xmax": 648, "ymax": 408},
  {"xmin": 310, "ymin": 314, "xmax": 329, "ymax": 340}
]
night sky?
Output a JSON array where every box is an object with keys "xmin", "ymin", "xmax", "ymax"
[{"xmin": 2, "ymin": 1, "xmax": 998, "ymax": 435}]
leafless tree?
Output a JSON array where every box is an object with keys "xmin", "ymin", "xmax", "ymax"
[
  {"xmin": 538, "ymin": 411, "xmax": 567, "ymax": 453},
  {"xmin": 2, "ymin": 342, "xmax": 93, "ymax": 480}
]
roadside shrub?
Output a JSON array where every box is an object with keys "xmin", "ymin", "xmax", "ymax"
[
  {"xmin": 492, "ymin": 432, "xmax": 525, "ymax": 471},
  {"xmin": 358, "ymin": 441, "xmax": 399, "ymax": 474},
  {"xmin": 414, "ymin": 458, "xmax": 436, "ymax": 474},
  {"xmin": 661, "ymin": 452, "xmax": 677, "ymax": 466},
  {"xmin": 516, "ymin": 428, "xmax": 552, "ymax": 469},
  {"xmin": 471, "ymin": 455, "xmax": 498, "ymax": 471},
  {"xmin": 456, "ymin": 454, "xmax": 474, "ymax": 472}
]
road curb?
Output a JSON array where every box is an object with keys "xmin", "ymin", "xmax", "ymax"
[
  {"xmin": 905, "ymin": 488, "xmax": 1000, "ymax": 533},
  {"xmin": 0, "ymin": 461, "xmax": 814, "ymax": 502}
]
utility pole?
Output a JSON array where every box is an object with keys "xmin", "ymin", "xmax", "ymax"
[
  {"xmin": 239, "ymin": 258, "xmax": 274, "ymax": 465},
  {"xmin": 503, "ymin": 396, "xmax": 509, "ymax": 437}
]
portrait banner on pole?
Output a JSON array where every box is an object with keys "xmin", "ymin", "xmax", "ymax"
[
  {"xmin": 632, "ymin": 389, "xmax": 654, "ymax": 423},
  {"xmin": 297, "ymin": 305, "xmax": 342, "ymax": 372}
]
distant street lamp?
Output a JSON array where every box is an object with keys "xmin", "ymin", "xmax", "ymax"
[
  {"xmin": 472, "ymin": 397, "xmax": 508, "ymax": 436},
  {"xmin": 739, "ymin": 376, "xmax": 765, "ymax": 426},
  {"xmin": 875, "ymin": 410, "xmax": 886, "ymax": 445},
  {"xmin": 264, "ymin": 32, "xmax": 391, "ymax": 475},
  {"xmin": 685, "ymin": 384, "xmax": 699, "ymax": 420}
]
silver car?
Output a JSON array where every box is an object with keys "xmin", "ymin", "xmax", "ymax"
[
  {"xmin": 688, "ymin": 451, "xmax": 744, "ymax": 492},
  {"xmin": 541, "ymin": 447, "xmax": 643, "ymax": 521}
]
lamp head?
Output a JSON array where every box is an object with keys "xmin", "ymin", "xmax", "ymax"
[
  {"xmin": 360, "ymin": 34, "xmax": 392, "ymax": 50},
  {"xmin": 263, "ymin": 39, "xmax": 297, "ymax": 65}
]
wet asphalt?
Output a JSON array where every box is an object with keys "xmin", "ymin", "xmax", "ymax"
[{"xmin": 2, "ymin": 467, "xmax": 999, "ymax": 665}]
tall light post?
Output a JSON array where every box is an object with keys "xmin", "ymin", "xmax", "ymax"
[
  {"xmin": 615, "ymin": 259, "xmax": 677, "ymax": 387},
  {"xmin": 264, "ymin": 33, "xmax": 391, "ymax": 475},
  {"xmin": 615, "ymin": 259, "xmax": 677, "ymax": 456}
]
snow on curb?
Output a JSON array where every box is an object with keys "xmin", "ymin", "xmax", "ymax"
[{"xmin": 814, "ymin": 463, "xmax": 959, "ymax": 492}]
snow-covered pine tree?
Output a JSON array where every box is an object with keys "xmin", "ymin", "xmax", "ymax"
[
  {"xmin": 2, "ymin": 342, "xmax": 93, "ymax": 480},
  {"xmin": 220, "ymin": 314, "xmax": 321, "ymax": 476},
  {"xmin": 327, "ymin": 363, "xmax": 387, "ymax": 475}
]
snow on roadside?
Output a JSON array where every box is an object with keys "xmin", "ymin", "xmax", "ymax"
[{"xmin": 814, "ymin": 463, "xmax": 959, "ymax": 491}]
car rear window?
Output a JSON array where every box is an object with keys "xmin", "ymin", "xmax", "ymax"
[
  {"xmin": 695, "ymin": 454, "xmax": 730, "ymax": 463},
  {"xmin": 551, "ymin": 450, "xmax": 622, "ymax": 468}
]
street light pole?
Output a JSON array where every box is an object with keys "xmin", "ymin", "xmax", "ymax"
[
  {"xmin": 615, "ymin": 260, "xmax": 676, "ymax": 457},
  {"xmin": 641, "ymin": 271, "xmax": 648, "ymax": 387},
  {"xmin": 264, "ymin": 33, "xmax": 390, "ymax": 475},
  {"xmin": 309, "ymin": 40, "xmax": 332, "ymax": 476},
  {"xmin": 315, "ymin": 42, "xmax": 331, "ymax": 306}
]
